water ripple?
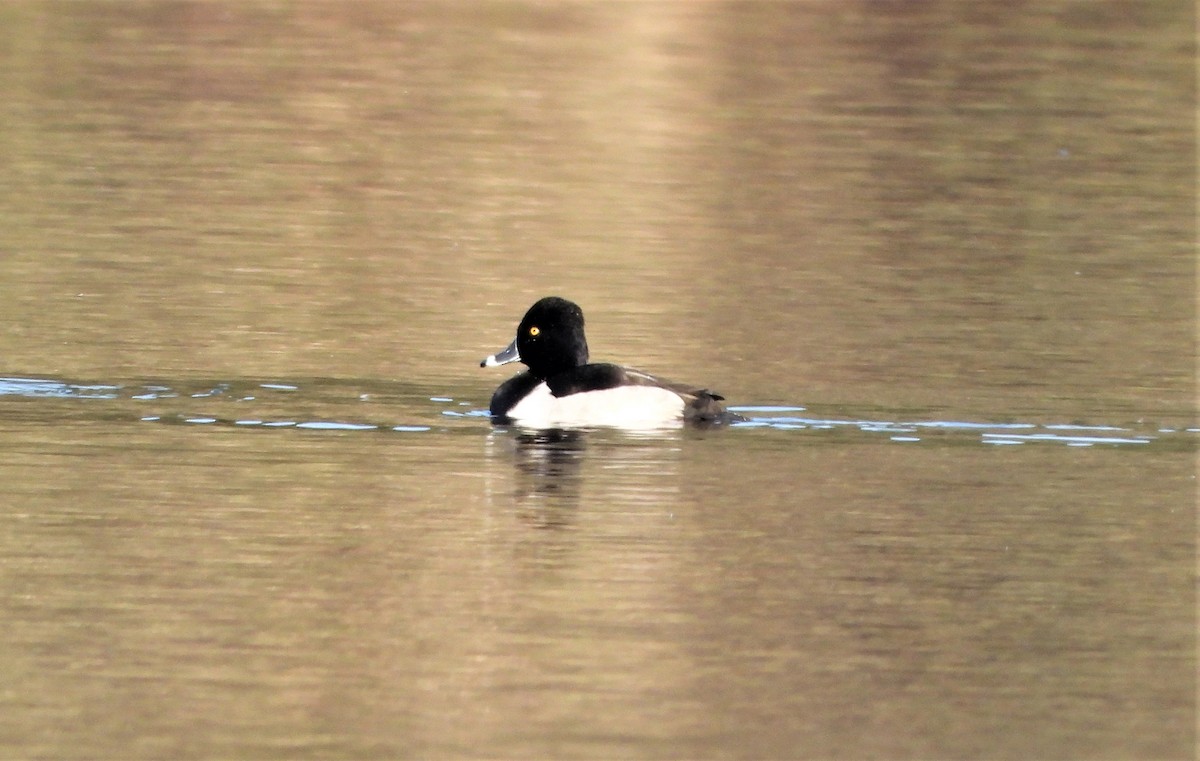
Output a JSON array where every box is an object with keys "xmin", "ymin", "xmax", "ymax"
[
  {"xmin": 0, "ymin": 376, "xmax": 1194, "ymax": 448},
  {"xmin": 728, "ymin": 408, "xmax": 1189, "ymax": 448}
]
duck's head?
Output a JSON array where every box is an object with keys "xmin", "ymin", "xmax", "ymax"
[{"xmin": 481, "ymin": 296, "xmax": 590, "ymax": 379}]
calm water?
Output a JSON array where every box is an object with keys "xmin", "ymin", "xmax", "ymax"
[{"xmin": 0, "ymin": 2, "xmax": 1194, "ymax": 759}]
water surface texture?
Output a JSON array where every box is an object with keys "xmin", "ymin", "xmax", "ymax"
[{"xmin": 0, "ymin": 3, "xmax": 1195, "ymax": 759}]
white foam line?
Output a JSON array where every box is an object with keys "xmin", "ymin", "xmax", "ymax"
[
  {"xmin": 911, "ymin": 421, "xmax": 1037, "ymax": 430},
  {"xmin": 981, "ymin": 433, "xmax": 1150, "ymax": 445},
  {"xmin": 295, "ymin": 421, "xmax": 378, "ymax": 431}
]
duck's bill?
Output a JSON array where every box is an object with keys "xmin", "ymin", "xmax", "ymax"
[{"xmin": 480, "ymin": 338, "xmax": 520, "ymax": 368}]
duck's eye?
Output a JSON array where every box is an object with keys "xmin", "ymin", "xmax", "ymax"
[{"xmin": 529, "ymin": 326, "xmax": 540, "ymax": 337}]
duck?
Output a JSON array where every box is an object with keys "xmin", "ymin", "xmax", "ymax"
[{"xmin": 480, "ymin": 296, "xmax": 736, "ymax": 428}]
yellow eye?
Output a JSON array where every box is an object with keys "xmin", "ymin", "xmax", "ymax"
[{"xmin": 529, "ymin": 326, "xmax": 540, "ymax": 337}]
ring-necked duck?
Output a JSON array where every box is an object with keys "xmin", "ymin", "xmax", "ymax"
[{"xmin": 480, "ymin": 296, "xmax": 736, "ymax": 428}]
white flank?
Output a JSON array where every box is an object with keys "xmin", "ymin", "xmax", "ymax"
[{"xmin": 506, "ymin": 384, "xmax": 686, "ymax": 430}]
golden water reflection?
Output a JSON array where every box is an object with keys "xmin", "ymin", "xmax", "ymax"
[{"xmin": 0, "ymin": 2, "xmax": 1193, "ymax": 758}]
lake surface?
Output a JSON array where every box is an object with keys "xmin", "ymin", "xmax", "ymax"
[{"xmin": 0, "ymin": 2, "xmax": 1194, "ymax": 759}]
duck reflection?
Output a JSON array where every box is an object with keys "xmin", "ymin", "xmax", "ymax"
[{"xmin": 507, "ymin": 428, "xmax": 586, "ymax": 526}]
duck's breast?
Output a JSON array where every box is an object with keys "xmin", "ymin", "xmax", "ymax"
[{"xmin": 506, "ymin": 382, "xmax": 685, "ymax": 429}]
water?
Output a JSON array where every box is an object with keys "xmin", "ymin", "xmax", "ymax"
[
  {"xmin": 0, "ymin": 376, "xmax": 1189, "ymax": 446},
  {"xmin": 0, "ymin": 2, "xmax": 1195, "ymax": 759}
]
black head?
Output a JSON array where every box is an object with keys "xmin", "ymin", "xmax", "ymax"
[
  {"xmin": 514, "ymin": 296, "xmax": 590, "ymax": 378},
  {"xmin": 481, "ymin": 296, "xmax": 590, "ymax": 379}
]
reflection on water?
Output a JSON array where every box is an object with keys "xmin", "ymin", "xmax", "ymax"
[
  {"xmin": 503, "ymin": 429, "xmax": 586, "ymax": 525},
  {"xmin": 0, "ymin": 372, "xmax": 1195, "ymax": 758},
  {"xmin": 2, "ymin": 377, "xmax": 1193, "ymax": 759},
  {"xmin": 0, "ymin": 0, "xmax": 1194, "ymax": 758}
]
